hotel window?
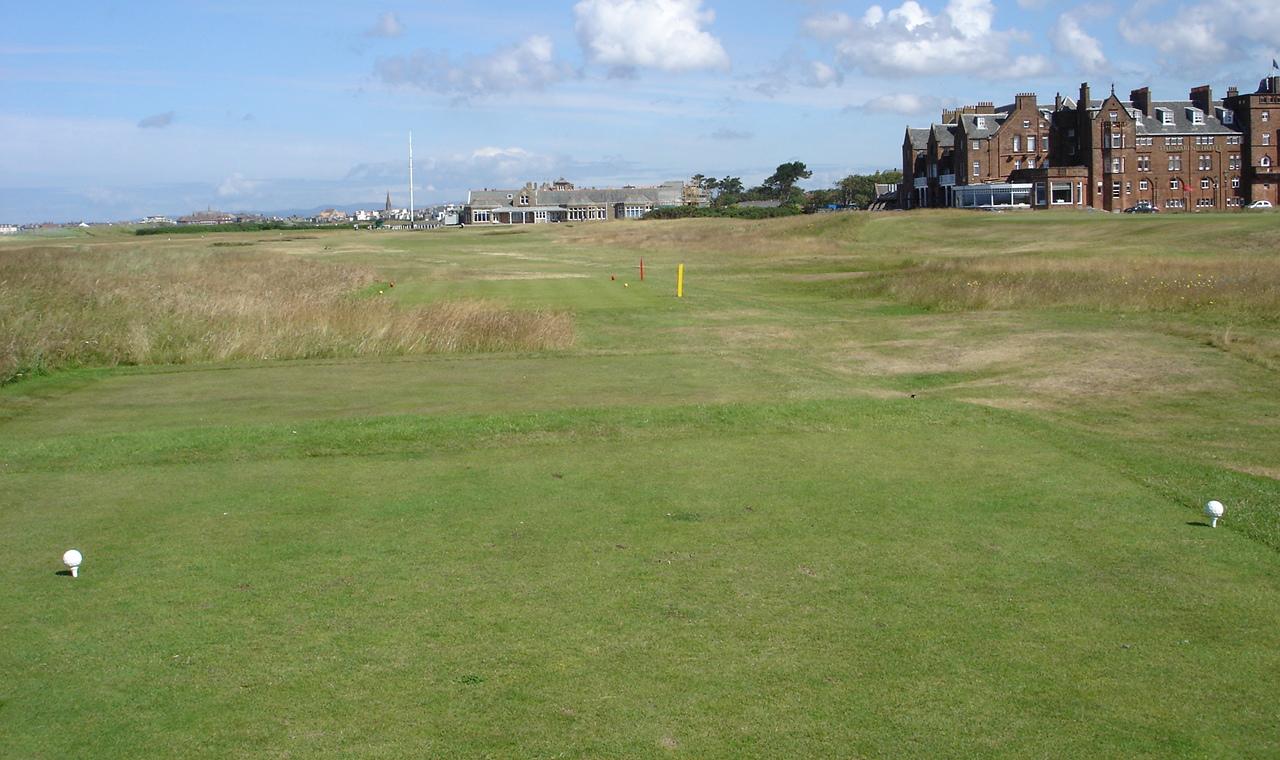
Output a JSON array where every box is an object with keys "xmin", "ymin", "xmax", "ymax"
[
  {"xmin": 1264, "ymin": 156, "xmax": 1273, "ymax": 168},
  {"xmin": 1023, "ymin": 119, "xmax": 1030, "ymax": 128},
  {"xmin": 1137, "ymin": 155, "xmax": 1150, "ymax": 171},
  {"xmin": 1110, "ymin": 132, "xmax": 1122, "ymax": 148},
  {"xmin": 1197, "ymin": 198, "xmax": 1213, "ymax": 208},
  {"xmin": 1201, "ymin": 178, "xmax": 1211, "ymax": 189},
  {"xmin": 1110, "ymin": 111, "xmax": 1118, "ymax": 121},
  {"xmin": 1111, "ymin": 157, "xmax": 1123, "ymax": 173},
  {"xmin": 1263, "ymin": 111, "xmax": 1270, "ymax": 122},
  {"xmin": 1014, "ymin": 159, "xmax": 1022, "ymax": 170},
  {"xmin": 1264, "ymin": 134, "xmax": 1272, "ymax": 146},
  {"xmin": 1168, "ymin": 155, "xmax": 1182, "ymax": 171},
  {"xmin": 1013, "ymin": 135, "xmax": 1021, "ymax": 152},
  {"xmin": 972, "ymin": 140, "xmax": 981, "ymax": 151},
  {"xmin": 1028, "ymin": 136, "xmax": 1036, "ymax": 151},
  {"xmin": 1232, "ymin": 177, "xmax": 1240, "ymax": 188},
  {"xmin": 1165, "ymin": 136, "xmax": 1184, "ymax": 147},
  {"xmin": 973, "ymin": 161, "xmax": 980, "ymax": 176},
  {"xmin": 1125, "ymin": 181, "xmax": 1132, "ymax": 194},
  {"xmin": 1112, "ymin": 181, "xmax": 1121, "ymax": 198},
  {"xmin": 976, "ymin": 117, "xmax": 986, "ymax": 129},
  {"xmin": 1051, "ymin": 182, "xmax": 1073, "ymax": 204},
  {"xmin": 1199, "ymin": 155, "xmax": 1212, "ymax": 170},
  {"xmin": 1139, "ymin": 179, "xmax": 1149, "ymax": 191},
  {"xmin": 1170, "ymin": 178, "xmax": 1180, "ymax": 190}
]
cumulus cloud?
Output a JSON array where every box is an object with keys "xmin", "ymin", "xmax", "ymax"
[
  {"xmin": 1119, "ymin": 0, "xmax": 1280, "ymax": 70},
  {"xmin": 859, "ymin": 93, "xmax": 952, "ymax": 116},
  {"xmin": 574, "ymin": 0, "xmax": 730, "ymax": 72},
  {"xmin": 137, "ymin": 111, "xmax": 175, "ymax": 129},
  {"xmin": 366, "ymin": 11, "xmax": 403, "ymax": 38},
  {"xmin": 375, "ymin": 36, "xmax": 569, "ymax": 97},
  {"xmin": 1050, "ymin": 14, "xmax": 1106, "ymax": 73},
  {"xmin": 805, "ymin": 0, "xmax": 1046, "ymax": 79}
]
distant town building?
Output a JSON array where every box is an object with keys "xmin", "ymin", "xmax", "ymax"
[
  {"xmin": 901, "ymin": 74, "xmax": 1280, "ymax": 211},
  {"xmin": 0, "ymin": 224, "xmax": 19, "ymax": 235},
  {"xmin": 178, "ymin": 210, "xmax": 238, "ymax": 225},
  {"xmin": 314, "ymin": 208, "xmax": 350, "ymax": 224},
  {"xmin": 464, "ymin": 179, "xmax": 692, "ymax": 224}
]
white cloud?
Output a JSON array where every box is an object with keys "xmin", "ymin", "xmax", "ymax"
[
  {"xmin": 574, "ymin": 0, "xmax": 729, "ymax": 72},
  {"xmin": 806, "ymin": 61, "xmax": 841, "ymax": 87},
  {"xmin": 366, "ymin": 11, "xmax": 403, "ymax": 39},
  {"xmin": 1050, "ymin": 14, "xmax": 1106, "ymax": 73},
  {"xmin": 217, "ymin": 173, "xmax": 262, "ymax": 198},
  {"xmin": 807, "ymin": 0, "xmax": 1044, "ymax": 79},
  {"xmin": 1119, "ymin": 0, "xmax": 1280, "ymax": 70},
  {"xmin": 860, "ymin": 93, "xmax": 950, "ymax": 116},
  {"xmin": 374, "ymin": 36, "xmax": 569, "ymax": 97}
]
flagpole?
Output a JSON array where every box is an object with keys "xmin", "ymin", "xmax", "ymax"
[{"xmin": 409, "ymin": 131, "xmax": 415, "ymax": 231}]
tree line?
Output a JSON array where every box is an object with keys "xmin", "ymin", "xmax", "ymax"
[{"xmin": 683, "ymin": 163, "xmax": 904, "ymax": 212}]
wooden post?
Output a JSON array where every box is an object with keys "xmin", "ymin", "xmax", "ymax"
[{"xmin": 677, "ymin": 264, "xmax": 684, "ymax": 298}]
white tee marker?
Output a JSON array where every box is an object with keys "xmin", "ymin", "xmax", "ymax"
[
  {"xmin": 1204, "ymin": 500, "xmax": 1225, "ymax": 528},
  {"xmin": 62, "ymin": 549, "xmax": 82, "ymax": 578}
]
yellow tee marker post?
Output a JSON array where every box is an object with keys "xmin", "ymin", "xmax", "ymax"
[{"xmin": 677, "ymin": 263, "xmax": 685, "ymax": 298}]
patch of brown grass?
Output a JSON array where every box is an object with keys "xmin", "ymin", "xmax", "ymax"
[
  {"xmin": 0, "ymin": 244, "xmax": 573, "ymax": 382},
  {"xmin": 860, "ymin": 255, "xmax": 1280, "ymax": 316}
]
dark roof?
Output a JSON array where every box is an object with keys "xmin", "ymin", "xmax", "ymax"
[
  {"xmin": 931, "ymin": 123, "xmax": 956, "ymax": 148},
  {"xmin": 907, "ymin": 127, "xmax": 930, "ymax": 150},
  {"xmin": 1084, "ymin": 98, "xmax": 1241, "ymax": 135},
  {"xmin": 958, "ymin": 112, "xmax": 1007, "ymax": 138}
]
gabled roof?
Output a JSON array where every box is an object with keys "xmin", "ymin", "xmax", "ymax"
[
  {"xmin": 907, "ymin": 127, "xmax": 930, "ymax": 150},
  {"xmin": 931, "ymin": 123, "xmax": 956, "ymax": 148}
]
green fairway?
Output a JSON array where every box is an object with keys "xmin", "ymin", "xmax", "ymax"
[{"xmin": 3, "ymin": 211, "xmax": 1279, "ymax": 757}]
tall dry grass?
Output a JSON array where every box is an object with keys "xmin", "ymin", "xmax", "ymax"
[
  {"xmin": 0, "ymin": 245, "xmax": 573, "ymax": 382},
  {"xmin": 858, "ymin": 255, "xmax": 1280, "ymax": 316}
]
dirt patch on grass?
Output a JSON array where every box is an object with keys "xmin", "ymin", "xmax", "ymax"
[
  {"xmin": 1229, "ymin": 465, "xmax": 1280, "ymax": 481},
  {"xmin": 834, "ymin": 328, "xmax": 1234, "ymax": 402}
]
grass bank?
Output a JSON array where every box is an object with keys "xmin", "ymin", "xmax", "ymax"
[{"xmin": 0, "ymin": 243, "xmax": 572, "ymax": 383}]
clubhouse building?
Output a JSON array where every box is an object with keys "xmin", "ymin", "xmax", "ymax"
[
  {"xmin": 464, "ymin": 179, "xmax": 700, "ymax": 225},
  {"xmin": 901, "ymin": 74, "xmax": 1280, "ymax": 211}
]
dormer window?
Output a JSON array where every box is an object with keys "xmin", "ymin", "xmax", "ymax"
[
  {"xmin": 1156, "ymin": 107, "xmax": 1173, "ymax": 125},
  {"xmin": 976, "ymin": 117, "xmax": 986, "ymax": 129},
  {"xmin": 1218, "ymin": 107, "xmax": 1234, "ymax": 125},
  {"xmin": 1186, "ymin": 107, "xmax": 1204, "ymax": 125},
  {"xmin": 519, "ymin": 195, "xmax": 530, "ymax": 206}
]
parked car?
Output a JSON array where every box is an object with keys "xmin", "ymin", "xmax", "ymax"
[
  {"xmin": 1246, "ymin": 200, "xmax": 1273, "ymax": 209},
  {"xmin": 1122, "ymin": 203, "xmax": 1159, "ymax": 214}
]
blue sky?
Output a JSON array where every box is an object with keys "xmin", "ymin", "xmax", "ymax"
[{"xmin": 2, "ymin": 0, "xmax": 1277, "ymax": 222}]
